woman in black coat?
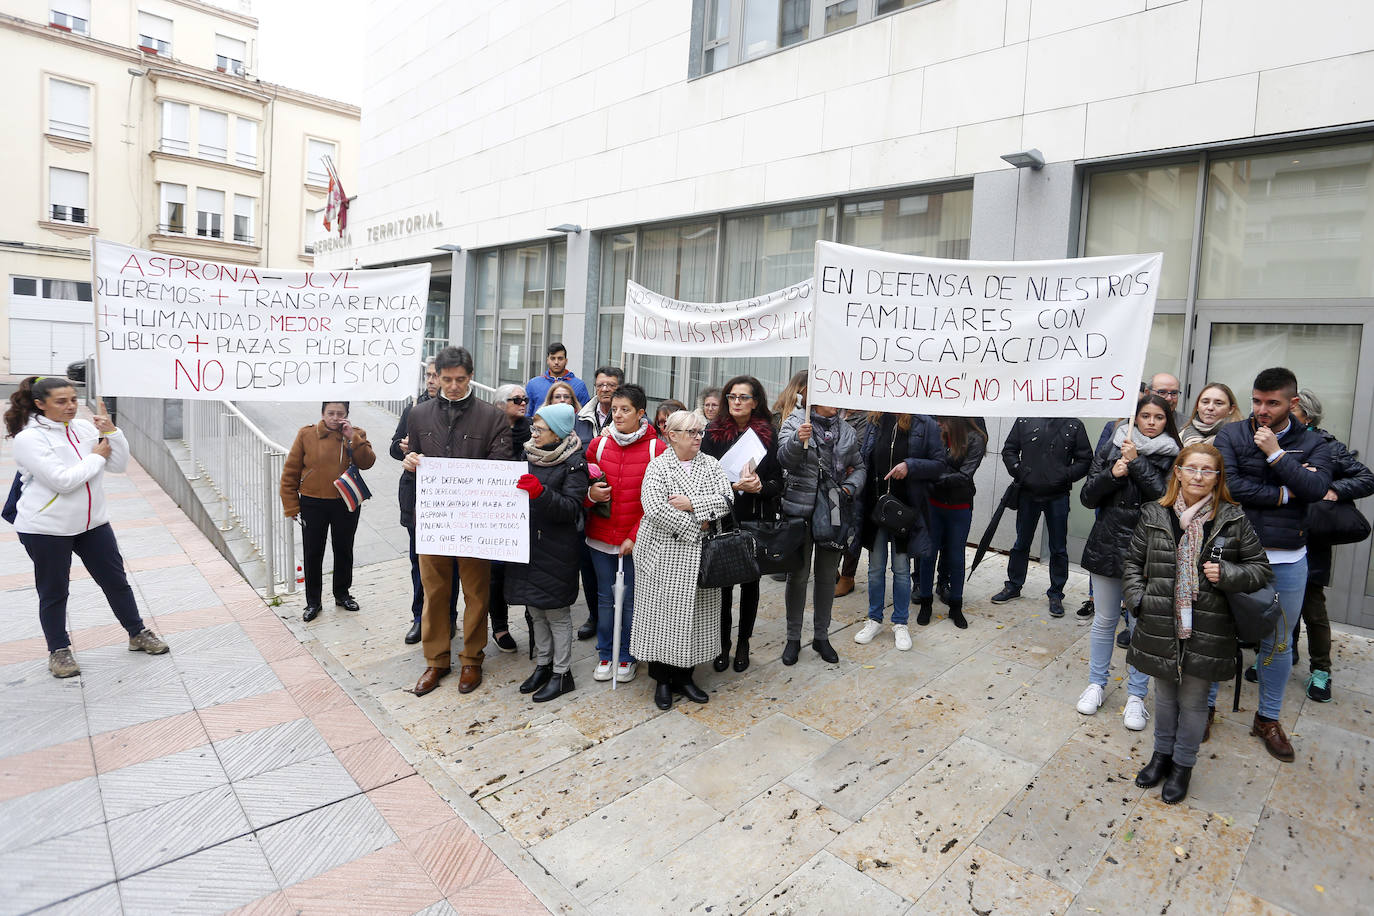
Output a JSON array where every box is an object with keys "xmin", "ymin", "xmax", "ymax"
[
  {"xmin": 1121, "ymin": 442, "xmax": 1271, "ymax": 804},
  {"xmin": 1076, "ymin": 395, "xmax": 1180, "ymax": 732},
  {"xmin": 505, "ymin": 404, "xmax": 589, "ymax": 702},
  {"xmin": 915, "ymin": 416, "xmax": 986, "ymax": 628},
  {"xmin": 701, "ymin": 375, "xmax": 782, "ymax": 673}
]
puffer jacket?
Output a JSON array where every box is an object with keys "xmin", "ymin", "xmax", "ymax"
[
  {"xmin": 928, "ymin": 429, "xmax": 987, "ymax": 506},
  {"xmin": 1215, "ymin": 416, "xmax": 1332, "ymax": 550},
  {"xmin": 504, "ymin": 446, "xmax": 589, "ymax": 610},
  {"xmin": 280, "ymin": 420, "xmax": 377, "ymax": 517},
  {"xmin": 1000, "ymin": 417, "xmax": 1091, "ymax": 498},
  {"xmin": 777, "ymin": 409, "xmax": 865, "ymax": 520},
  {"xmin": 12, "ymin": 415, "xmax": 129, "ymax": 536},
  {"xmin": 1123, "ymin": 501, "xmax": 1272, "ymax": 682},
  {"xmin": 583, "ymin": 425, "xmax": 664, "ymax": 546},
  {"xmin": 859, "ymin": 414, "xmax": 947, "ymax": 557},
  {"xmin": 701, "ymin": 415, "xmax": 783, "ymax": 522},
  {"xmin": 1078, "ymin": 433, "xmax": 1176, "ymax": 578},
  {"xmin": 1306, "ymin": 428, "xmax": 1374, "ymax": 586}
]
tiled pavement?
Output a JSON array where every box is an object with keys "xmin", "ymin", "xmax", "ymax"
[{"xmin": 0, "ymin": 445, "xmax": 548, "ymax": 916}]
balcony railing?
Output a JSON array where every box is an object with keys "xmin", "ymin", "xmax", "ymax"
[
  {"xmin": 49, "ymin": 12, "xmax": 89, "ymax": 34},
  {"xmin": 50, "ymin": 204, "xmax": 88, "ymax": 224}
]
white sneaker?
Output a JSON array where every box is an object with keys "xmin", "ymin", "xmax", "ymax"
[
  {"xmin": 1076, "ymin": 683, "xmax": 1104, "ymax": 715},
  {"xmin": 616, "ymin": 661, "xmax": 637, "ymax": 683},
  {"xmin": 1123, "ymin": 695, "xmax": 1149, "ymax": 731},
  {"xmin": 893, "ymin": 624, "xmax": 912, "ymax": 652},
  {"xmin": 593, "ymin": 660, "xmax": 613, "ymax": 681},
  {"xmin": 854, "ymin": 620, "xmax": 882, "ymax": 644}
]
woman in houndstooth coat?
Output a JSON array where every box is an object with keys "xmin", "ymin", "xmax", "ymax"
[{"xmin": 632, "ymin": 410, "xmax": 735, "ymax": 710}]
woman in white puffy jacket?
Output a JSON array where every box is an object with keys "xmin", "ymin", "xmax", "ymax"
[{"xmin": 5, "ymin": 376, "xmax": 168, "ymax": 678}]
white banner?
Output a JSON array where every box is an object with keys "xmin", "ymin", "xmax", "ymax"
[
  {"xmin": 415, "ymin": 458, "xmax": 529, "ymax": 562},
  {"xmin": 621, "ymin": 278, "xmax": 812, "ymax": 357},
  {"xmin": 809, "ymin": 242, "xmax": 1162, "ymax": 417},
  {"xmin": 92, "ymin": 239, "xmax": 429, "ymax": 400}
]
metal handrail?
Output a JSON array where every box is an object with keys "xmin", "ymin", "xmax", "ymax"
[{"xmin": 369, "ymin": 380, "xmax": 497, "ymax": 416}]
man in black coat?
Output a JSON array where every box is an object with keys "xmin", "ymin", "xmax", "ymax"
[{"xmin": 994, "ymin": 416, "xmax": 1092, "ymax": 617}]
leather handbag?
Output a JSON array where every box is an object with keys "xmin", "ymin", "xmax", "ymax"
[
  {"xmin": 698, "ymin": 509, "xmax": 761, "ymax": 588},
  {"xmin": 332, "ymin": 443, "xmax": 371, "ymax": 512},
  {"xmin": 741, "ymin": 507, "xmax": 807, "ymax": 575},
  {"xmin": 1209, "ymin": 539, "xmax": 1286, "ymax": 646},
  {"xmin": 869, "ymin": 429, "xmax": 917, "ymax": 536},
  {"xmin": 1306, "ymin": 499, "xmax": 1371, "ymax": 546}
]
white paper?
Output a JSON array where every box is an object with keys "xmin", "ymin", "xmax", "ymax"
[
  {"xmin": 415, "ymin": 457, "xmax": 529, "ymax": 562},
  {"xmin": 717, "ymin": 428, "xmax": 767, "ymax": 483}
]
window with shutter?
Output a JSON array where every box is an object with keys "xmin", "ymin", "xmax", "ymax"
[
  {"xmin": 49, "ymin": 167, "xmax": 88, "ymax": 224},
  {"xmin": 48, "ymin": 79, "xmax": 90, "ymax": 142}
]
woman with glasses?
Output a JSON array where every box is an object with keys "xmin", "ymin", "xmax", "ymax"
[
  {"xmin": 702, "ymin": 376, "xmax": 782, "ymax": 673},
  {"xmin": 633, "ymin": 410, "xmax": 734, "ymax": 709},
  {"xmin": 488, "ymin": 383, "xmax": 532, "ymax": 653},
  {"xmin": 544, "ymin": 380, "xmax": 582, "ymax": 412},
  {"xmin": 1180, "ymin": 382, "xmax": 1244, "ymax": 446},
  {"xmin": 1076, "ymin": 395, "xmax": 1181, "ymax": 731},
  {"xmin": 1123, "ymin": 443, "xmax": 1271, "ymax": 804}
]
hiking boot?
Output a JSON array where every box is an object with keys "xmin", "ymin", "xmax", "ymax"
[
  {"xmin": 990, "ymin": 585, "xmax": 1021, "ymax": 604},
  {"xmin": 49, "ymin": 648, "xmax": 80, "ymax": 678},
  {"xmin": 128, "ymin": 629, "xmax": 169, "ymax": 655},
  {"xmin": 1306, "ymin": 670, "xmax": 1333, "ymax": 703}
]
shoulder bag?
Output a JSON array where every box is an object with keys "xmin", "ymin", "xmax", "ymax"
[
  {"xmin": 1208, "ymin": 538, "xmax": 1286, "ymax": 646},
  {"xmin": 741, "ymin": 502, "xmax": 807, "ymax": 575},
  {"xmin": 698, "ymin": 507, "xmax": 760, "ymax": 588},
  {"xmin": 869, "ymin": 428, "xmax": 917, "ymax": 536},
  {"xmin": 1306, "ymin": 499, "xmax": 1371, "ymax": 546},
  {"xmin": 333, "ymin": 441, "xmax": 372, "ymax": 511}
]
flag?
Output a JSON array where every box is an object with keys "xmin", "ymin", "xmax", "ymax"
[{"xmin": 322, "ymin": 155, "xmax": 349, "ymax": 237}]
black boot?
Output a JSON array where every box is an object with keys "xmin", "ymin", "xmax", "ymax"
[
  {"xmin": 812, "ymin": 638, "xmax": 838, "ymax": 664},
  {"xmin": 519, "ymin": 664, "xmax": 552, "ymax": 694},
  {"xmin": 947, "ymin": 600, "xmax": 968, "ymax": 630},
  {"xmin": 577, "ymin": 617, "xmax": 596, "ymax": 640},
  {"xmin": 1135, "ymin": 752, "xmax": 1173, "ymax": 788},
  {"xmin": 916, "ymin": 597, "xmax": 934, "ymax": 626},
  {"xmin": 733, "ymin": 637, "xmax": 751, "ymax": 673},
  {"xmin": 781, "ymin": 639, "xmax": 801, "ymax": 666},
  {"xmin": 677, "ymin": 677, "xmax": 709, "ymax": 704},
  {"xmin": 713, "ymin": 644, "xmax": 731, "ymax": 673},
  {"xmin": 404, "ymin": 619, "xmax": 421, "ymax": 644},
  {"xmin": 654, "ymin": 681, "xmax": 673, "ymax": 710},
  {"xmin": 533, "ymin": 671, "xmax": 574, "ymax": 703},
  {"xmin": 1160, "ymin": 763, "xmax": 1192, "ymax": 805}
]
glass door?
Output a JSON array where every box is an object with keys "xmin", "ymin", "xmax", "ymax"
[{"xmin": 497, "ymin": 316, "xmax": 529, "ymax": 388}]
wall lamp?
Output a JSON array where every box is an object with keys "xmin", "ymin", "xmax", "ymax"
[
  {"xmin": 128, "ymin": 68, "xmax": 146, "ymax": 77},
  {"xmin": 548, "ymin": 223, "xmax": 582, "ymax": 234},
  {"xmin": 434, "ymin": 244, "xmax": 463, "ymax": 253},
  {"xmin": 1001, "ymin": 148, "xmax": 1045, "ymax": 170}
]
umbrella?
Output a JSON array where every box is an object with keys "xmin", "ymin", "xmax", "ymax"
[
  {"xmin": 611, "ymin": 554, "xmax": 626, "ymax": 691},
  {"xmin": 968, "ymin": 481, "xmax": 1020, "ymax": 580}
]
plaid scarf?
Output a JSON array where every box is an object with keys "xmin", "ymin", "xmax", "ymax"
[{"xmin": 1171, "ymin": 492, "xmax": 1212, "ymax": 640}]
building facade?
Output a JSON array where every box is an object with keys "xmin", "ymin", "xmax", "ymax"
[
  {"xmin": 0, "ymin": 0, "xmax": 359, "ymax": 379},
  {"xmin": 324, "ymin": 0, "xmax": 1374, "ymax": 628}
]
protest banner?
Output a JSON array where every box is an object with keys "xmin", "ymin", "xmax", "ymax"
[
  {"xmin": 809, "ymin": 242, "xmax": 1161, "ymax": 418},
  {"xmin": 622, "ymin": 278, "xmax": 811, "ymax": 357},
  {"xmin": 91, "ymin": 238, "xmax": 429, "ymax": 400},
  {"xmin": 415, "ymin": 457, "xmax": 529, "ymax": 563}
]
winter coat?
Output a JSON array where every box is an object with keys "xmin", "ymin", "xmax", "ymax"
[
  {"xmin": 280, "ymin": 420, "xmax": 377, "ymax": 517},
  {"xmin": 1306, "ymin": 428, "xmax": 1374, "ymax": 587},
  {"xmin": 859, "ymin": 414, "xmax": 947, "ymax": 557},
  {"xmin": 524, "ymin": 371, "xmax": 591, "ymax": 417},
  {"xmin": 1078, "ymin": 433, "xmax": 1177, "ymax": 578},
  {"xmin": 929, "ymin": 429, "xmax": 987, "ymax": 507},
  {"xmin": 1214, "ymin": 417, "xmax": 1333, "ymax": 550},
  {"xmin": 583, "ymin": 427, "xmax": 665, "ymax": 547},
  {"xmin": 1123, "ymin": 501, "xmax": 1272, "ymax": 682},
  {"xmin": 406, "ymin": 392, "xmax": 511, "ymax": 462},
  {"xmin": 508, "ymin": 417, "xmax": 532, "ymax": 458},
  {"xmin": 701, "ymin": 415, "xmax": 783, "ymax": 522},
  {"xmin": 1000, "ymin": 417, "xmax": 1092, "ymax": 498},
  {"xmin": 573, "ymin": 399, "xmax": 611, "ymax": 449},
  {"xmin": 778, "ymin": 409, "xmax": 866, "ymax": 521},
  {"xmin": 12, "ymin": 415, "xmax": 129, "ymax": 536},
  {"xmin": 630, "ymin": 450, "xmax": 734, "ymax": 667},
  {"xmin": 392, "ymin": 394, "xmax": 431, "ymax": 529},
  {"xmin": 504, "ymin": 448, "xmax": 589, "ymax": 610}
]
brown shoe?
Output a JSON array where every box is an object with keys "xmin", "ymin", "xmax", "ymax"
[
  {"xmin": 1251, "ymin": 715, "xmax": 1295, "ymax": 762},
  {"xmin": 834, "ymin": 575, "xmax": 855, "ymax": 598},
  {"xmin": 413, "ymin": 666, "xmax": 450, "ymax": 696},
  {"xmin": 1201, "ymin": 705, "xmax": 1215, "ymax": 743},
  {"xmin": 458, "ymin": 665, "xmax": 483, "ymax": 694}
]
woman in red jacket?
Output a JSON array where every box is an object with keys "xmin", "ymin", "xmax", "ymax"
[{"xmin": 584, "ymin": 383, "xmax": 664, "ymax": 684}]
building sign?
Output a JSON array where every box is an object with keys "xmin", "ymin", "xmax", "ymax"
[{"xmin": 366, "ymin": 210, "xmax": 444, "ymax": 244}]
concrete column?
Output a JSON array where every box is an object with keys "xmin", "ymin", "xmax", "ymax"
[{"xmin": 562, "ymin": 230, "xmax": 592, "ymax": 379}]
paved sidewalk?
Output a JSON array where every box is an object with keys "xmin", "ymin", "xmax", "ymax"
[{"xmin": 0, "ymin": 445, "xmax": 548, "ymax": 915}]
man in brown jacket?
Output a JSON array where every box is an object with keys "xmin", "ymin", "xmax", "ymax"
[{"xmin": 403, "ymin": 346, "xmax": 512, "ymax": 695}]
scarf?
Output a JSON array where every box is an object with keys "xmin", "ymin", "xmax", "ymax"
[
  {"xmin": 706, "ymin": 414, "xmax": 774, "ymax": 448},
  {"xmin": 1111, "ymin": 422, "xmax": 1181, "ymax": 458},
  {"xmin": 1171, "ymin": 492, "xmax": 1212, "ymax": 640},
  {"xmin": 524, "ymin": 432, "xmax": 582, "ymax": 467},
  {"xmin": 609, "ymin": 418, "xmax": 652, "ymax": 448},
  {"xmin": 1187, "ymin": 416, "xmax": 1228, "ymax": 438}
]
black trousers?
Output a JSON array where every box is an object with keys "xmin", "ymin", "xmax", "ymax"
[
  {"xmin": 299, "ymin": 494, "xmax": 361, "ymax": 607},
  {"xmin": 648, "ymin": 661, "xmax": 695, "ymax": 685},
  {"xmin": 20, "ymin": 523, "xmax": 145, "ymax": 652},
  {"xmin": 720, "ymin": 581, "xmax": 760, "ymax": 649}
]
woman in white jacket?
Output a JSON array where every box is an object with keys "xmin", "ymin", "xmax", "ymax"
[{"xmin": 5, "ymin": 377, "xmax": 168, "ymax": 678}]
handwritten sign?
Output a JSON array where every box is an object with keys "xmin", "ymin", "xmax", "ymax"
[
  {"xmin": 415, "ymin": 458, "xmax": 529, "ymax": 562},
  {"xmin": 91, "ymin": 238, "xmax": 429, "ymax": 400},
  {"xmin": 622, "ymin": 278, "xmax": 811, "ymax": 357},
  {"xmin": 809, "ymin": 242, "xmax": 1161, "ymax": 418}
]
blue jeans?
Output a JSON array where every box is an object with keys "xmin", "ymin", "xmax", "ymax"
[
  {"xmin": 867, "ymin": 530, "xmax": 911, "ymax": 624},
  {"xmin": 1087, "ymin": 574, "xmax": 1148, "ymax": 699},
  {"xmin": 1005, "ymin": 492, "xmax": 1070, "ymax": 600},
  {"xmin": 1256, "ymin": 557, "xmax": 1307, "ymax": 720},
  {"xmin": 918, "ymin": 505, "xmax": 973, "ymax": 602},
  {"xmin": 591, "ymin": 549, "xmax": 635, "ymax": 664}
]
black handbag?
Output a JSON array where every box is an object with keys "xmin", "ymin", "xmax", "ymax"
[
  {"xmin": 1, "ymin": 472, "xmax": 21, "ymax": 525},
  {"xmin": 1306, "ymin": 499, "xmax": 1371, "ymax": 546},
  {"xmin": 1209, "ymin": 539, "xmax": 1286, "ymax": 646},
  {"xmin": 869, "ymin": 430, "xmax": 917, "ymax": 536},
  {"xmin": 698, "ymin": 509, "xmax": 760, "ymax": 588},
  {"xmin": 741, "ymin": 506, "xmax": 807, "ymax": 575}
]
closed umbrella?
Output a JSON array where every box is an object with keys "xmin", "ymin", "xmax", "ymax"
[
  {"xmin": 611, "ymin": 554, "xmax": 626, "ymax": 690},
  {"xmin": 968, "ymin": 481, "xmax": 1019, "ymax": 580}
]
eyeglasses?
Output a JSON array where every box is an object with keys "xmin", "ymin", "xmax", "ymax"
[
  {"xmin": 726, "ymin": 394, "xmax": 755, "ymax": 402},
  {"xmin": 673, "ymin": 429, "xmax": 705, "ymax": 438},
  {"xmin": 531, "ymin": 423, "xmax": 550, "ymax": 434},
  {"xmin": 594, "ymin": 382, "xmax": 618, "ymax": 390},
  {"xmin": 508, "ymin": 396, "xmax": 528, "ymax": 404},
  {"xmin": 1177, "ymin": 466, "xmax": 1219, "ymax": 478},
  {"xmin": 1151, "ymin": 388, "xmax": 1181, "ymax": 398}
]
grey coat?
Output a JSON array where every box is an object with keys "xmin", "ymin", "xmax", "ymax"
[
  {"xmin": 631, "ymin": 451, "xmax": 734, "ymax": 668},
  {"xmin": 777, "ymin": 409, "xmax": 866, "ymax": 520}
]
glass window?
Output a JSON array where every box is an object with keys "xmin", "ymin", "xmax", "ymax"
[
  {"xmin": 498, "ymin": 316, "xmax": 528, "ymax": 387},
  {"xmin": 425, "ymin": 276, "xmax": 449, "ymax": 341},
  {"xmin": 12, "ymin": 277, "xmax": 38, "ymax": 297},
  {"xmin": 160, "ymin": 101, "xmax": 189, "ymax": 154},
  {"xmin": 160, "ymin": 182, "xmax": 186, "ymax": 234},
  {"xmin": 637, "ymin": 222, "xmax": 717, "ymax": 404},
  {"xmin": 137, "ymin": 10, "xmax": 172, "ymax": 56},
  {"xmin": 703, "ymin": 0, "xmax": 730, "ymax": 72},
  {"xmin": 48, "ymin": 167, "xmax": 88, "ymax": 224},
  {"xmin": 824, "ymin": 0, "xmax": 858, "ymax": 32},
  {"xmin": 500, "ymin": 245, "xmax": 546, "ymax": 311},
  {"xmin": 305, "ymin": 138, "xmax": 335, "ymax": 186},
  {"xmin": 1084, "ymin": 164, "xmax": 1199, "ymax": 301},
  {"xmin": 598, "ymin": 232, "xmax": 635, "ymax": 368},
  {"xmin": 48, "ymin": 79, "xmax": 90, "ymax": 142},
  {"xmin": 475, "ymin": 250, "xmax": 499, "ymax": 310},
  {"xmin": 742, "ymin": 0, "xmax": 809, "ymax": 60},
  {"xmin": 41, "ymin": 279, "xmax": 91, "ymax": 301},
  {"xmin": 235, "ymin": 119, "xmax": 258, "ymax": 168},
  {"xmin": 50, "ymin": 0, "xmax": 90, "ymax": 34},
  {"xmin": 196, "ymin": 188, "xmax": 224, "ymax": 239},
  {"xmin": 876, "ymin": 0, "xmax": 922, "ymax": 13},
  {"xmin": 475, "ymin": 314, "xmax": 496, "ymax": 387},
  {"xmin": 1200, "ymin": 143, "xmax": 1374, "ymax": 298},
  {"xmin": 215, "ymin": 34, "xmax": 247, "ymax": 75},
  {"xmin": 840, "ymin": 189, "xmax": 973, "ymax": 257},
  {"xmin": 233, "ymin": 195, "xmax": 254, "ymax": 243},
  {"xmin": 198, "ymin": 109, "xmax": 228, "ymax": 161}
]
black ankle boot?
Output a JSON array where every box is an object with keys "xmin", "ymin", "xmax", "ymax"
[
  {"xmin": 781, "ymin": 639, "xmax": 800, "ymax": 666},
  {"xmin": 1160, "ymin": 763, "xmax": 1192, "ymax": 804},
  {"xmin": 1135, "ymin": 752, "xmax": 1173, "ymax": 788},
  {"xmin": 733, "ymin": 637, "xmax": 751, "ymax": 672},
  {"xmin": 947, "ymin": 600, "xmax": 967, "ymax": 629},
  {"xmin": 532, "ymin": 671, "xmax": 574, "ymax": 703},
  {"xmin": 916, "ymin": 597, "xmax": 934, "ymax": 626},
  {"xmin": 519, "ymin": 664, "xmax": 552, "ymax": 694},
  {"xmin": 812, "ymin": 638, "xmax": 838, "ymax": 663},
  {"xmin": 677, "ymin": 678, "xmax": 709, "ymax": 704},
  {"xmin": 654, "ymin": 681, "xmax": 673, "ymax": 710},
  {"xmin": 713, "ymin": 644, "xmax": 731, "ymax": 672}
]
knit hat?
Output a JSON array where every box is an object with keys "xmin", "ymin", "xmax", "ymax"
[{"xmin": 536, "ymin": 403, "xmax": 575, "ymax": 439}]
